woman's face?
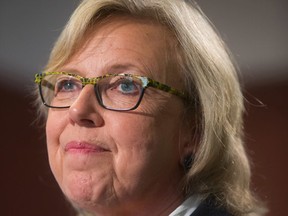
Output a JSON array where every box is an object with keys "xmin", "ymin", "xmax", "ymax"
[{"xmin": 46, "ymin": 16, "xmax": 192, "ymax": 214}]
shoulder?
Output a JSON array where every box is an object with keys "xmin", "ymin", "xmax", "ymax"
[{"xmin": 190, "ymin": 197, "xmax": 232, "ymax": 216}]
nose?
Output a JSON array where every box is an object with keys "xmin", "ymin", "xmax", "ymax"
[{"xmin": 68, "ymin": 85, "xmax": 104, "ymax": 127}]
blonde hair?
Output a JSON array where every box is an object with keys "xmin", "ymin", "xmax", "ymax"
[{"xmin": 37, "ymin": 0, "xmax": 266, "ymax": 215}]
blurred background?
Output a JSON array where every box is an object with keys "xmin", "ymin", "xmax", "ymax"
[{"xmin": 1, "ymin": 0, "xmax": 287, "ymax": 215}]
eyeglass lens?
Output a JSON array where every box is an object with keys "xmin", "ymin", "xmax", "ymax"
[{"xmin": 40, "ymin": 74, "xmax": 144, "ymax": 110}]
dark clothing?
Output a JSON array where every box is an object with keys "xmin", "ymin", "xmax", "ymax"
[{"xmin": 191, "ymin": 197, "xmax": 232, "ymax": 216}]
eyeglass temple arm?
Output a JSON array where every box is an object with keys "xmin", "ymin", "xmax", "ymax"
[
  {"xmin": 146, "ymin": 79, "xmax": 187, "ymax": 99},
  {"xmin": 35, "ymin": 76, "xmax": 55, "ymax": 91}
]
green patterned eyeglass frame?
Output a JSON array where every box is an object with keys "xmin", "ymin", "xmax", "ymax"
[{"xmin": 34, "ymin": 71, "xmax": 188, "ymax": 111}]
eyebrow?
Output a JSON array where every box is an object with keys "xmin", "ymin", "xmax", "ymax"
[
  {"xmin": 60, "ymin": 62, "xmax": 153, "ymax": 78},
  {"xmin": 104, "ymin": 63, "xmax": 149, "ymax": 75}
]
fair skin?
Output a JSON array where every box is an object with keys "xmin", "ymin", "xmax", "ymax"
[{"xmin": 46, "ymin": 16, "xmax": 193, "ymax": 215}]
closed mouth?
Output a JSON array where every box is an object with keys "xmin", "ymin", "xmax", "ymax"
[{"xmin": 64, "ymin": 141, "xmax": 110, "ymax": 154}]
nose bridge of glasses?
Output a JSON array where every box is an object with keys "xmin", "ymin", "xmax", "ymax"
[{"xmin": 81, "ymin": 77, "xmax": 101, "ymax": 86}]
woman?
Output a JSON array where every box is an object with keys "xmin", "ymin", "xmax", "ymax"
[{"xmin": 34, "ymin": 0, "xmax": 266, "ymax": 215}]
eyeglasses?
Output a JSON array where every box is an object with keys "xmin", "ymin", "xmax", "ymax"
[{"xmin": 35, "ymin": 72, "xmax": 187, "ymax": 111}]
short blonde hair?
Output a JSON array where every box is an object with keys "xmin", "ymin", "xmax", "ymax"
[{"xmin": 37, "ymin": 0, "xmax": 266, "ymax": 215}]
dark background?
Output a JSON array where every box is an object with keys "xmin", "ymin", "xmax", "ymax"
[{"xmin": 1, "ymin": 0, "xmax": 287, "ymax": 215}]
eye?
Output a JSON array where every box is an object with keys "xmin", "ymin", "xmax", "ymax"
[
  {"xmin": 119, "ymin": 79, "xmax": 137, "ymax": 93},
  {"xmin": 112, "ymin": 77, "xmax": 141, "ymax": 95},
  {"xmin": 55, "ymin": 77, "xmax": 82, "ymax": 93}
]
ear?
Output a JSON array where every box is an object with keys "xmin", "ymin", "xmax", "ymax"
[
  {"xmin": 178, "ymin": 121, "xmax": 197, "ymax": 161},
  {"xmin": 177, "ymin": 106, "xmax": 201, "ymax": 171},
  {"xmin": 177, "ymin": 128, "xmax": 194, "ymax": 173}
]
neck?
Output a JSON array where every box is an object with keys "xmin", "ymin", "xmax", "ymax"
[{"xmin": 82, "ymin": 183, "xmax": 185, "ymax": 216}]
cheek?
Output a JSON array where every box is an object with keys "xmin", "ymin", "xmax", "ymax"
[
  {"xmin": 45, "ymin": 111, "xmax": 68, "ymax": 177},
  {"xmin": 46, "ymin": 110, "xmax": 68, "ymax": 143},
  {"xmin": 109, "ymin": 121, "xmax": 158, "ymax": 194},
  {"xmin": 108, "ymin": 113, "xmax": 181, "ymax": 187}
]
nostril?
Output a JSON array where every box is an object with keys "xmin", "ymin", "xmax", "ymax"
[
  {"xmin": 80, "ymin": 119, "xmax": 96, "ymax": 127},
  {"xmin": 69, "ymin": 116, "xmax": 99, "ymax": 127}
]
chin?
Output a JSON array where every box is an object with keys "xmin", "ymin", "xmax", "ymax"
[{"xmin": 60, "ymin": 171, "xmax": 115, "ymax": 211}]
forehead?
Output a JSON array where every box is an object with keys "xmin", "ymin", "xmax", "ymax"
[
  {"xmin": 79, "ymin": 17, "xmax": 169, "ymax": 59},
  {"xmin": 63, "ymin": 15, "xmax": 182, "ymax": 87},
  {"xmin": 84, "ymin": 15, "xmax": 173, "ymax": 49}
]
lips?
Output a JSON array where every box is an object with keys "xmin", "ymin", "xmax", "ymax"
[{"xmin": 64, "ymin": 141, "xmax": 109, "ymax": 154}]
